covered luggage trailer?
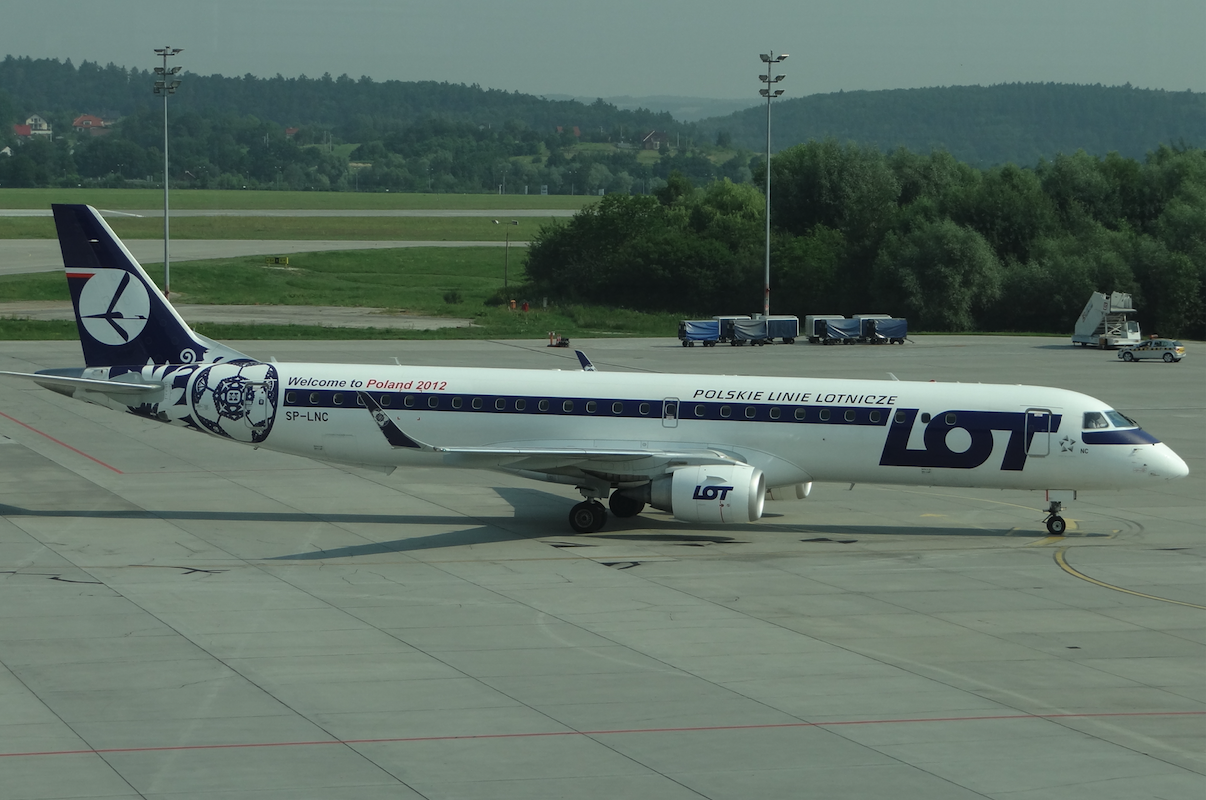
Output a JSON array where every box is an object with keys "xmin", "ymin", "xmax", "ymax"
[{"xmin": 678, "ymin": 319, "xmax": 721, "ymax": 347}]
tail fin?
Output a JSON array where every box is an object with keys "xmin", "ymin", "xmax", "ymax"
[{"xmin": 53, "ymin": 204, "xmax": 248, "ymax": 367}]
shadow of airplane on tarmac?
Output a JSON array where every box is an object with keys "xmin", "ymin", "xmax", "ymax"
[{"xmin": 0, "ymin": 482, "xmax": 1080, "ymax": 562}]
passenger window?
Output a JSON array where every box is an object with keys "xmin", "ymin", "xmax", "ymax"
[
  {"xmin": 451, "ymin": 397, "xmax": 463, "ymax": 409},
  {"xmin": 794, "ymin": 408, "xmax": 806, "ymax": 420},
  {"xmin": 586, "ymin": 401, "xmax": 597, "ymax": 413},
  {"xmin": 472, "ymin": 397, "xmax": 483, "ymax": 410},
  {"xmin": 563, "ymin": 400, "xmax": 574, "ymax": 412},
  {"xmin": 769, "ymin": 408, "xmax": 781, "ymax": 420},
  {"xmin": 612, "ymin": 402, "xmax": 623, "ymax": 415},
  {"xmin": 945, "ymin": 413, "xmax": 957, "ymax": 425},
  {"xmin": 404, "ymin": 395, "xmax": 415, "ymax": 408},
  {"xmin": 869, "ymin": 410, "xmax": 880, "ymax": 423},
  {"xmin": 720, "ymin": 406, "xmax": 731, "ymax": 418},
  {"xmin": 639, "ymin": 402, "xmax": 650, "ymax": 415},
  {"xmin": 285, "ymin": 391, "xmax": 296, "ymax": 404},
  {"xmin": 845, "ymin": 409, "xmax": 856, "ymax": 422},
  {"xmin": 429, "ymin": 396, "xmax": 440, "ymax": 408},
  {"xmin": 379, "ymin": 395, "xmax": 391, "ymax": 407},
  {"xmin": 745, "ymin": 406, "xmax": 756, "ymax": 419},
  {"xmin": 333, "ymin": 393, "xmax": 343, "ymax": 406},
  {"xmin": 309, "ymin": 392, "xmax": 320, "ymax": 405},
  {"xmin": 894, "ymin": 410, "xmax": 906, "ymax": 424},
  {"xmin": 695, "ymin": 404, "xmax": 706, "ymax": 417},
  {"xmin": 538, "ymin": 399, "xmax": 550, "ymax": 412},
  {"xmin": 819, "ymin": 409, "xmax": 831, "ymax": 421},
  {"xmin": 515, "ymin": 399, "xmax": 527, "ymax": 411},
  {"xmin": 921, "ymin": 413, "xmax": 931, "ymax": 423},
  {"xmin": 495, "ymin": 398, "xmax": 506, "ymax": 410}
]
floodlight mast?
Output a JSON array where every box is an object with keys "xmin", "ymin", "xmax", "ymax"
[
  {"xmin": 759, "ymin": 51, "xmax": 787, "ymax": 319},
  {"xmin": 153, "ymin": 47, "xmax": 183, "ymax": 296}
]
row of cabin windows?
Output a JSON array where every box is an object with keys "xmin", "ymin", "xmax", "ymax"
[
  {"xmin": 282, "ymin": 391, "xmax": 933, "ymax": 425},
  {"xmin": 287, "ymin": 391, "xmax": 653, "ymax": 416}
]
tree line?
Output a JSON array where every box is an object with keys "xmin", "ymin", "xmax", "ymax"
[{"xmin": 524, "ymin": 140, "xmax": 1205, "ymax": 339}]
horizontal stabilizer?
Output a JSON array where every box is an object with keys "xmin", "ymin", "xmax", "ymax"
[{"xmin": 0, "ymin": 369, "xmax": 162, "ymax": 396}]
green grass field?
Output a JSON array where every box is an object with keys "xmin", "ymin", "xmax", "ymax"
[
  {"xmin": 0, "ymin": 216, "xmax": 558, "ymax": 241},
  {"xmin": 0, "ymin": 188, "xmax": 598, "ymax": 211},
  {"xmin": 0, "ymin": 246, "xmax": 680, "ymax": 341}
]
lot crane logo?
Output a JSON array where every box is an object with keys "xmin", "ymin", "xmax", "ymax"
[{"xmin": 76, "ymin": 268, "xmax": 151, "ymax": 346}]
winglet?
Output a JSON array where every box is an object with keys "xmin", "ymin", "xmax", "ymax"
[
  {"xmin": 357, "ymin": 391, "xmax": 425, "ymax": 449},
  {"xmin": 575, "ymin": 350, "xmax": 596, "ymax": 372}
]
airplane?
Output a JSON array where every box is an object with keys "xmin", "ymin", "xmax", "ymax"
[{"xmin": 0, "ymin": 205, "xmax": 1190, "ymax": 536}]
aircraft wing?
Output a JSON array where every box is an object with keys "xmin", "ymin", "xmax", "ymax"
[
  {"xmin": 0, "ymin": 370, "xmax": 163, "ymax": 397},
  {"xmin": 356, "ymin": 390, "xmax": 743, "ymax": 478}
]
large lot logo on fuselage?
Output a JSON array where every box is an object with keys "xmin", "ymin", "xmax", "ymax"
[{"xmin": 879, "ymin": 409, "xmax": 1058, "ymax": 471}]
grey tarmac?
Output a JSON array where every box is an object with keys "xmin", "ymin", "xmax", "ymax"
[{"xmin": 0, "ymin": 335, "xmax": 1202, "ymax": 800}]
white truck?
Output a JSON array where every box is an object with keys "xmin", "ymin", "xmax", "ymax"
[{"xmin": 1072, "ymin": 291, "xmax": 1142, "ymax": 348}]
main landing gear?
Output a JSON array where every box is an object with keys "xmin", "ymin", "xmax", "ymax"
[
  {"xmin": 1044, "ymin": 500, "xmax": 1067, "ymax": 535},
  {"xmin": 567, "ymin": 490, "xmax": 647, "ymax": 533},
  {"xmin": 569, "ymin": 500, "xmax": 607, "ymax": 533}
]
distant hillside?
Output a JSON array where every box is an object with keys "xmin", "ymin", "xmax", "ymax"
[
  {"xmin": 696, "ymin": 83, "xmax": 1206, "ymax": 166},
  {"xmin": 0, "ymin": 55, "xmax": 681, "ymax": 139}
]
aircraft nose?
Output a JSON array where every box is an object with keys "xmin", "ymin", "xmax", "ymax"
[{"xmin": 1152, "ymin": 444, "xmax": 1189, "ymax": 480}]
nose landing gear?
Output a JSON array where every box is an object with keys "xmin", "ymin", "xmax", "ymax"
[{"xmin": 1044, "ymin": 499, "xmax": 1066, "ymax": 535}]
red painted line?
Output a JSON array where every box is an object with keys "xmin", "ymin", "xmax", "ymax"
[
  {"xmin": 0, "ymin": 711, "xmax": 1200, "ymax": 759},
  {"xmin": 0, "ymin": 410, "xmax": 123, "ymax": 474}
]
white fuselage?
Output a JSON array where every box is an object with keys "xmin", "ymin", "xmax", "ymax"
[{"xmin": 92, "ymin": 360, "xmax": 1187, "ymax": 494}]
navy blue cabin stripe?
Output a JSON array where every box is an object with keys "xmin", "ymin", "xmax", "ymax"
[
  {"xmin": 282, "ymin": 390, "xmax": 896, "ymax": 427},
  {"xmin": 1082, "ymin": 428, "xmax": 1161, "ymax": 446}
]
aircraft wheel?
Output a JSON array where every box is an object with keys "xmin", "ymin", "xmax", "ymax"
[
  {"xmin": 1122, "ymin": 351, "xmax": 1134, "ymax": 361},
  {"xmin": 608, "ymin": 492, "xmax": 645, "ymax": 518},
  {"xmin": 569, "ymin": 501, "xmax": 607, "ymax": 533},
  {"xmin": 1163, "ymin": 352, "xmax": 1174, "ymax": 362},
  {"xmin": 1046, "ymin": 515, "xmax": 1066, "ymax": 535}
]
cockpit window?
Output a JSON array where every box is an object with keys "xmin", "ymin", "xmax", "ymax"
[
  {"xmin": 1105, "ymin": 410, "xmax": 1137, "ymax": 428},
  {"xmin": 1083, "ymin": 412, "xmax": 1108, "ymax": 429}
]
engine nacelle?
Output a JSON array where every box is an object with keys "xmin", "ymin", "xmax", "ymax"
[
  {"xmin": 647, "ymin": 464, "xmax": 765, "ymax": 524},
  {"xmin": 766, "ymin": 481, "xmax": 813, "ymax": 501}
]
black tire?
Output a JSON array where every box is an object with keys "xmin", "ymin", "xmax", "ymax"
[
  {"xmin": 1046, "ymin": 515, "xmax": 1066, "ymax": 535},
  {"xmin": 609, "ymin": 492, "xmax": 645, "ymax": 518},
  {"xmin": 1163, "ymin": 352, "xmax": 1174, "ymax": 362},
  {"xmin": 1122, "ymin": 351, "xmax": 1134, "ymax": 361},
  {"xmin": 569, "ymin": 501, "xmax": 607, "ymax": 533}
]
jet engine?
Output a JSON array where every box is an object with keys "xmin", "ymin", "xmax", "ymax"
[{"xmin": 641, "ymin": 464, "xmax": 766, "ymax": 524}]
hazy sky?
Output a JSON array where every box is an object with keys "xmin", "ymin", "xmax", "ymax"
[{"xmin": 3, "ymin": 0, "xmax": 1202, "ymax": 99}]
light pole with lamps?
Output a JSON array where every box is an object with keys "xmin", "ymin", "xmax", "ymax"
[
  {"xmin": 759, "ymin": 51, "xmax": 787, "ymax": 318},
  {"xmin": 153, "ymin": 47, "xmax": 183, "ymax": 296}
]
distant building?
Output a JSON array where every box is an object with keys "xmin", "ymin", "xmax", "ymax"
[
  {"xmin": 555, "ymin": 126, "xmax": 581, "ymax": 138},
  {"xmin": 12, "ymin": 124, "xmax": 32, "ymax": 139},
  {"xmin": 642, "ymin": 130, "xmax": 666, "ymax": 151},
  {"xmin": 24, "ymin": 115, "xmax": 52, "ymax": 137},
  {"xmin": 0, "ymin": 146, "xmax": 12, "ymax": 157},
  {"xmin": 72, "ymin": 114, "xmax": 111, "ymax": 136},
  {"xmin": 285, "ymin": 127, "xmax": 300, "ymax": 139}
]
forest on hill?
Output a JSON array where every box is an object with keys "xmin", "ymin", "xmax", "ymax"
[
  {"xmin": 1, "ymin": 57, "xmax": 1204, "ymax": 193},
  {"xmin": 699, "ymin": 83, "xmax": 1206, "ymax": 168}
]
